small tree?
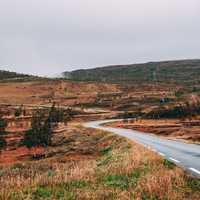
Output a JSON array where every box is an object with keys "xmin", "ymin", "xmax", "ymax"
[
  {"xmin": 48, "ymin": 103, "xmax": 72, "ymax": 125},
  {"xmin": 175, "ymin": 90, "xmax": 184, "ymax": 98},
  {"xmin": 15, "ymin": 105, "xmax": 23, "ymax": 117},
  {"xmin": 23, "ymin": 111, "xmax": 50, "ymax": 148}
]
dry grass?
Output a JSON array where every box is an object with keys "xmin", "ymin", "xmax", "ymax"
[
  {"xmin": 0, "ymin": 80, "xmax": 119, "ymax": 106},
  {"xmin": 0, "ymin": 126, "xmax": 200, "ymax": 200}
]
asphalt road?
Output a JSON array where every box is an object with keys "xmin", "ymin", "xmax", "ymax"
[{"xmin": 84, "ymin": 119, "xmax": 200, "ymax": 179}]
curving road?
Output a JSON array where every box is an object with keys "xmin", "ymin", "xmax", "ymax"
[{"xmin": 84, "ymin": 119, "xmax": 200, "ymax": 179}]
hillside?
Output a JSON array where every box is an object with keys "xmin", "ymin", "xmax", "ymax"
[
  {"xmin": 0, "ymin": 70, "xmax": 36, "ymax": 82},
  {"xmin": 62, "ymin": 59, "xmax": 200, "ymax": 84},
  {"xmin": 0, "ymin": 79, "xmax": 120, "ymax": 106}
]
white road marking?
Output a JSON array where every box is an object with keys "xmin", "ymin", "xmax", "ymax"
[
  {"xmin": 169, "ymin": 157, "xmax": 180, "ymax": 163},
  {"xmin": 189, "ymin": 168, "xmax": 200, "ymax": 175},
  {"xmin": 158, "ymin": 152, "xmax": 165, "ymax": 156}
]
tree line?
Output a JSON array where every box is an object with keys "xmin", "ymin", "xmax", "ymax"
[{"xmin": 145, "ymin": 101, "xmax": 200, "ymax": 119}]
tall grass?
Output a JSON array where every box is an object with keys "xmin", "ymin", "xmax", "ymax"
[{"xmin": 0, "ymin": 128, "xmax": 200, "ymax": 199}]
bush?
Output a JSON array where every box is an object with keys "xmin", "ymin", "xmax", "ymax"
[
  {"xmin": 192, "ymin": 86, "xmax": 200, "ymax": 93},
  {"xmin": 175, "ymin": 90, "xmax": 184, "ymax": 98},
  {"xmin": 15, "ymin": 108, "xmax": 22, "ymax": 117},
  {"xmin": 0, "ymin": 137, "xmax": 6, "ymax": 149},
  {"xmin": 0, "ymin": 118, "xmax": 7, "ymax": 130}
]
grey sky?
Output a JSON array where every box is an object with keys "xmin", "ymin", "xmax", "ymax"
[{"xmin": 0, "ymin": 0, "xmax": 200, "ymax": 76}]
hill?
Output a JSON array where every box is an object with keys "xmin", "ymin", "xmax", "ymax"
[
  {"xmin": 62, "ymin": 59, "xmax": 200, "ymax": 84},
  {"xmin": 0, "ymin": 70, "xmax": 36, "ymax": 82}
]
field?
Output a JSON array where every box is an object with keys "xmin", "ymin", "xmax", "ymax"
[
  {"xmin": 1, "ymin": 124, "xmax": 200, "ymax": 200},
  {"xmin": 0, "ymin": 80, "xmax": 119, "ymax": 106}
]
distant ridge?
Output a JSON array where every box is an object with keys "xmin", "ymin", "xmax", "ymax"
[
  {"xmin": 0, "ymin": 70, "xmax": 37, "ymax": 82},
  {"xmin": 62, "ymin": 59, "xmax": 200, "ymax": 84}
]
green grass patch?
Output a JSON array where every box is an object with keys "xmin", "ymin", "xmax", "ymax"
[
  {"xmin": 10, "ymin": 184, "xmax": 81, "ymax": 200},
  {"xmin": 62, "ymin": 180, "xmax": 90, "ymax": 189},
  {"xmin": 47, "ymin": 169, "xmax": 56, "ymax": 177},
  {"xmin": 97, "ymin": 155, "xmax": 113, "ymax": 166},
  {"xmin": 105, "ymin": 174, "xmax": 130, "ymax": 190},
  {"xmin": 100, "ymin": 146, "xmax": 112, "ymax": 155},
  {"xmin": 55, "ymin": 191, "xmax": 77, "ymax": 200},
  {"xmin": 142, "ymin": 192, "xmax": 169, "ymax": 200},
  {"xmin": 104, "ymin": 169, "xmax": 141, "ymax": 190},
  {"xmin": 33, "ymin": 186, "xmax": 52, "ymax": 199},
  {"xmin": 163, "ymin": 159, "xmax": 176, "ymax": 169}
]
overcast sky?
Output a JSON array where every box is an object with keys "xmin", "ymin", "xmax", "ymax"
[{"xmin": 0, "ymin": 0, "xmax": 200, "ymax": 76}]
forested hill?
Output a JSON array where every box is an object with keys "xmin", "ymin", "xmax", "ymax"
[
  {"xmin": 62, "ymin": 59, "xmax": 200, "ymax": 84},
  {"xmin": 0, "ymin": 70, "xmax": 35, "ymax": 82}
]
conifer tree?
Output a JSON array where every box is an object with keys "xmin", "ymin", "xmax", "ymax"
[{"xmin": 0, "ymin": 115, "xmax": 7, "ymax": 150}]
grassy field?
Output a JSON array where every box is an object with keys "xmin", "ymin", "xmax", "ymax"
[
  {"xmin": 0, "ymin": 125, "xmax": 200, "ymax": 200},
  {"xmin": 0, "ymin": 79, "xmax": 120, "ymax": 106}
]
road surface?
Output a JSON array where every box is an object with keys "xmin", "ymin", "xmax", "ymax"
[{"xmin": 84, "ymin": 119, "xmax": 200, "ymax": 179}]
